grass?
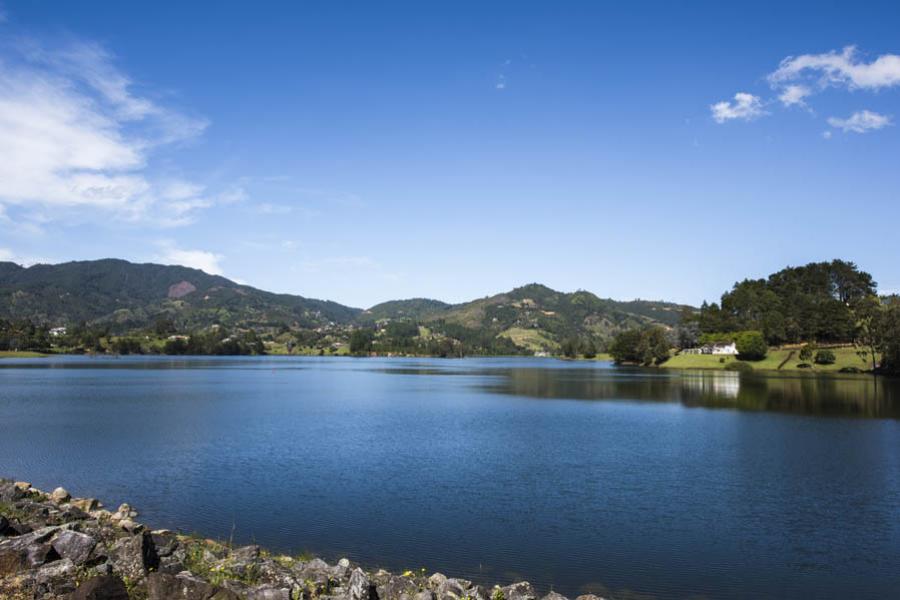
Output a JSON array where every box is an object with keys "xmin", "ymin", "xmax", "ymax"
[
  {"xmin": 497, "ymin": 327, "xmax": 558, "ymax": 352},
  {"xmin": 662, "ymin": 346, "xmax": 876, "ymax": 372},
  {"xmin": 0, "ymin": 350, "xmax": 48, "ymax": 358}
]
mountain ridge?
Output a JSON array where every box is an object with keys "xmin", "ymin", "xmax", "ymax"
[{"xmin": 0, "ymin": 259, "xmax": 694, "ymax": 353}]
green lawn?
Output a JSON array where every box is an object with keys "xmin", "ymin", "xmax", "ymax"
[
  {"xmin": 662, "ymin": 346, "xmax": 875, "ymax": 372},
  {"xmin": 0, "ymin": 350, "xmax": 48, "ymax": 358}
]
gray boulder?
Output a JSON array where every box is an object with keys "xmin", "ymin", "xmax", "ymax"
[
  {"xmin": 350, "ymin": 567, "xmax": 378, "ymax": 600},
  {"xmin": 53, "ymin": 529, "xmax": 97, "ymax": 564},
  {"xmin": 540, "ymin": 592, "xmax": 569, "ymax": 600},
  {"xmin": 147, "ymin": 571, "xmax": 240, "ymax": 600},
  {"xmin": 501, "ymin": 582, "xmax": 537, "ymax": 600},
  {"xmin": 51, "ymin": 487, "xmax": 72, "ymax": 503},
  {"xmin": 246, "ymin": 585, "xmax": 292, "ymax": 600},
  {"xmin": 68, "ymin": 575, "xmax": 130, "ymax": 600},
  {"xmin": 108, "ymin": 531, "xmax": 160, "ymax": 580}
]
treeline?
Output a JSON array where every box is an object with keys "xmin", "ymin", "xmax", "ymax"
[
  {"xmin": 347, "ymin": 320, "xmax": 527, "ymax": 357},
  {"xmin": 609, "ymin": 260, "xmax": 900, "ymax": 374},
  {"xmin": 697, "ymin": 260, "xmax": 874, "ymax": 344}
]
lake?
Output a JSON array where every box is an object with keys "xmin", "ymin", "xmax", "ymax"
[{"xmin": 1, "ymin": 356, "xmax": 899, "ymax": 599}]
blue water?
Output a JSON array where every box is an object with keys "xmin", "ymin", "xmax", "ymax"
[{"xmin": 1, "ymin": 356, "xmax": 899, "ymax": 599}]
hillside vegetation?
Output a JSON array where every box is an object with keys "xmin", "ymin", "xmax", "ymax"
[{"xmin": 0, "ymin": 259, "xmax": 690, "ymax": 356}]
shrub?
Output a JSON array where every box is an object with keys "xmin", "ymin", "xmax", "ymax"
[
  {"xmin": 724, "ymin": 361, "xmax": 753, "ymax": 373},
  {"xmin": 839, "ymin": 366, "xmax": 862, "ymax": 373},
  {"xmin": 797, "ymin": 363, "xmax": 812, "ymax": 369},
  {"xmin": 814, "ymin": 349, "xmax": 836, "ymax": 365},
  {"xmin": 735, "ymin": 331, "xmax": 767, "ymax": 360},
  {"xmin": 799, "ymin": 344, "xmax": 815, "ymax": 361}
]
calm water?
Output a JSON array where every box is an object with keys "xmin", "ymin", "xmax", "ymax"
[{"xmin": 1, "ymin": 356, "xmax": 899, "ymax": 599}]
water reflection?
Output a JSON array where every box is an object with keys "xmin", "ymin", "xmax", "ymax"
[{"xmin": 480, "ymin": 367, "xmax": 900, "ymax": 419}]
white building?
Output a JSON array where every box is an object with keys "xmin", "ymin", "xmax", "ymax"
[
  {"xmin": 682, "ymin": 341, "xmax": 738, "ymax": 355},
  {"xmin": 49, "ymin": 327, "xmax": 67, "ymax": 337}
]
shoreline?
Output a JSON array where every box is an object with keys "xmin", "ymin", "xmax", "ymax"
[{"xmin": 1, "ymin": 478, "xmax": 606, "ymax": 600}]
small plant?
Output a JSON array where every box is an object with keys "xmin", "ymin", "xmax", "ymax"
[{"xmin": 492, "ymin": 587, "xmax": 506, "ymax": 600}]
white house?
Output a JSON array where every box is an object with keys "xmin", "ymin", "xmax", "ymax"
[
  {"xmin": 49, "ymin": 327, "xmax": 67, "ymax": 337},
  {"xmin": 682, "ymin": 341, "xmax": 738, "ymax": 355}
]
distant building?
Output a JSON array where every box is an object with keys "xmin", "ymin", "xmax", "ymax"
[
  {"xmin": 682, "ymin": 342, "xmax": 738, "ymax": 355},
  {"xmin": 49, "ymin": 327, "xmax": 67, "ymax": 337}
]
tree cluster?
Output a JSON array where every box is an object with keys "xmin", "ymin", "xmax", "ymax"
[
  {"xmin": 608, "ymin": 326, "xmax": 670, "ymax": 366},
  {"xmin": 697, "ymin": 260, "xmax": 875, "ymax": 344}
]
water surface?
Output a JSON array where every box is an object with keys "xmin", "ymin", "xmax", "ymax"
[{"xmin": 1, "ymin": 356, "xmax": 899, "ymax": 599}]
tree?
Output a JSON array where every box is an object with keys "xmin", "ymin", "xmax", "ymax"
[
  {"xmin": 799, "ymin": 344, "xmax": 815, "ymax": 362},
  {"xmin": 349, "ymin": 328, "xmax": 375, "ymax": 354},
  {"xmin": 735, "ymin": 331, "xmax": 767, "ymax": 360},
  {"xmin": 560, "ymin": 337, "xmax": 579, "ymax": 358},
  {"xmin": 814, "ymin": 349, "xmax": 836, "ymax": 365},
  {"xmin": 581, "ymin": 338, "xmax": 597, "ymax": 359},
  {"xmin": 609, "ymin": 326, "xmax": 669, "ymax": 366}
]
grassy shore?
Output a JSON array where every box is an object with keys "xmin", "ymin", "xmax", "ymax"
[
  {"xmin": 0, "ymin": 350, "xmax": 48, "ymax": 358},
  {"xmin": 662, "ymin": 346, "xmax": 875, "ymax": 372}
]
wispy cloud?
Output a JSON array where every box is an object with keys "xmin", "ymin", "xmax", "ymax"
[
  {"xmin": 155, "ymin": 240, "xmax": 224, "ymax": 275},
  {"xmin": 710, "ymin": 93, "xmax": 766, "ymax": 123},
  {"xmin": 827, "ymin": 110, "xmax": 892, "ymax": 133},
  {"xmin": 769, "ymin": 46, "xmax": 900, "ymax": 92},
  {"xmin": 778, "ymin": 84, "xmax": 812, "ymax": 107},
  {"xmin": 0, "ymin": 37, "xmax": 211, "ymax": 226}
]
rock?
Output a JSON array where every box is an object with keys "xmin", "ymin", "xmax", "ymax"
[
  {"xmin": 501, "ymin": 583, "xmax": 537, "ymax": 600},
  {"xmin": 415, "ymin": 592, "xmax": 436, "ymax": 600},
  {"xmin": 26, "ymin": 542, "xmax": 61, "ymax": 567},
  {"xmin": 119, "ymin": 518, "xmax": 144, "ymax": 533},
  {"xmin": 34, "ymin": 557, "xmax": 77, "ymax": 592},
  {"xmin": 68, "ymin": 575, "xmax": 130, "ymax": 600},
  {"xmin": 575, "ymin": 595, "xmax": 607, "ymax": 600},
  {"xmin": 151, "ymin": 530, "xmax": 180, "ymax": 557},
  {"xmin": 51, "ymin": 487, "xmax": 72, "ymax": 503},
  {"xmin": 52, "ymin": 529, "xmax": 97, "ymax": 564},
  {"xmin": 338, "ymin": 557, "xmax": 351, "ymax": 569},
  {"xmin": 108, "ymin": 531, "xmax": 159, "ymax": 579},
  {"xmin": 70, "ymin": 498, "xmax": 101, "ymax": 513},
  {"xmin": 147, "ymin": 572, "xmax": 240, "ymax": 600},
  {"xmin": 0, "ymin": 546, "xmax": 27, "ymax": 576},
  {"xmin": 428, "ymin": 573, "xmax": 448, "ymax": 590},
  {"xmin": 0, "ymin": 515, "xmax": 9, "ymax": 535},
  {"xmin": 380, "ymin": 575, "xmax": 418, "ymax": 600},
  {"xmin": 437, "ymin": 578, "xmax": 473, "ymax": 600},
  {"xmin": 350, "ymin": 567, "xmax": 378, "ymax": 600},
  {"xmin": 246, "ymin": 585, "xmax": 292, "ymax": 600},
  {"xmin": 114, "ymin": 503, "xmax": 138, "ymax": 520},
  {"xmin": 0, "ymin": 480, "xmax": 25, "ymax": 502},
  {"xmin": 540, "ymin": 593, "xmax": 569, "ymax": 600}
]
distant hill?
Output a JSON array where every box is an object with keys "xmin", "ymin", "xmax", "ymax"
[
  {"xmin": 0, "ymin": 259, "xmax": 360, "ymax": 331},
  {"xmin": 360, "ymin": 298, "xmax": 452, "ymax": 322},
  {"xmin": 419, "ymin": 283, "xmax": 692, "ymax": 351},
  {"xmin": 0, "ymin": 259, "xmax": 693, "ymax": 352}
]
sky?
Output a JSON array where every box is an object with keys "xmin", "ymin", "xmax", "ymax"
[{"xmin": 1, "ymin": 1, "xmax": 899, "ymax": 308}]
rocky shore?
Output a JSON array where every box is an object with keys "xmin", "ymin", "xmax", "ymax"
[{"xmin": 1, "ymin": 479, "xmax": 606, "ymax": 600}]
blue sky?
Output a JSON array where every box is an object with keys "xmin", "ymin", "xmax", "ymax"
[{"xmin": 1, "ymin": 1, "xmax": 898, "ymax": 308}]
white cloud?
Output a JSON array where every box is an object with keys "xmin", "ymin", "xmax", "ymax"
[
  {"xmin": 710, "ymin": 92, "xmax": 765, "ymax": 123},
  {"xmin": 0, "ymin": 247, "xmax": 51, "ymax": 266},
  {"xmin": 495, "ymin": 74, "xmax": 507, "ymax": 90},
  {"xmin": 156, "ymin": 241, "xmax": 224, "ymax": 275},
  {"xmin": 0, "ymin": 38, "xmax": 210, "ymax": 226},
  {"xmin": 778, "ymin": 84, "xmax": 811, "ymax": 107},
  {"xmin": 827, "ymin": 110, "xmax": 892, "ymax": 133},
  {"xmin": 769, "ymin": 46, "xmax": 900, "ymax": 91},
  {"xmin": 822, "ymin": 130, "xmax": 832, "ymax": 139}
]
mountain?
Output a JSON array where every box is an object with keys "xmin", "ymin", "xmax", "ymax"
[
  {"xmin": 0, "ymin": 259, "xmax": 360, "ymax": 331},
  {"xmin": 360, "ymin": 298, "xmax": 452, "ymax": 322},
  {"xmin": 418, "ymin": 283, "xmax": 692, "ymax": 351},
  {"xmin": 0, "ymin": 259, "xmax": 693, "ymax": 353}
]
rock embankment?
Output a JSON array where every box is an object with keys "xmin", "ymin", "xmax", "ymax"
[{"xmin": 1, "ymin": 479, "xmax": 607, "ymax": 600}]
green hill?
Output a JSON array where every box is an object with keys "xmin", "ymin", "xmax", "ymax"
[
  {"xmin": 0, "ymin": 260, "xmax": 693, "ymax": 355},
  {"xmin": 0, "ymin": 259, "xmax": 360, "ymax": 332},
  {"xmin": 422, "ymin": 283, "xmax": 692, "ymax": 351}
]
